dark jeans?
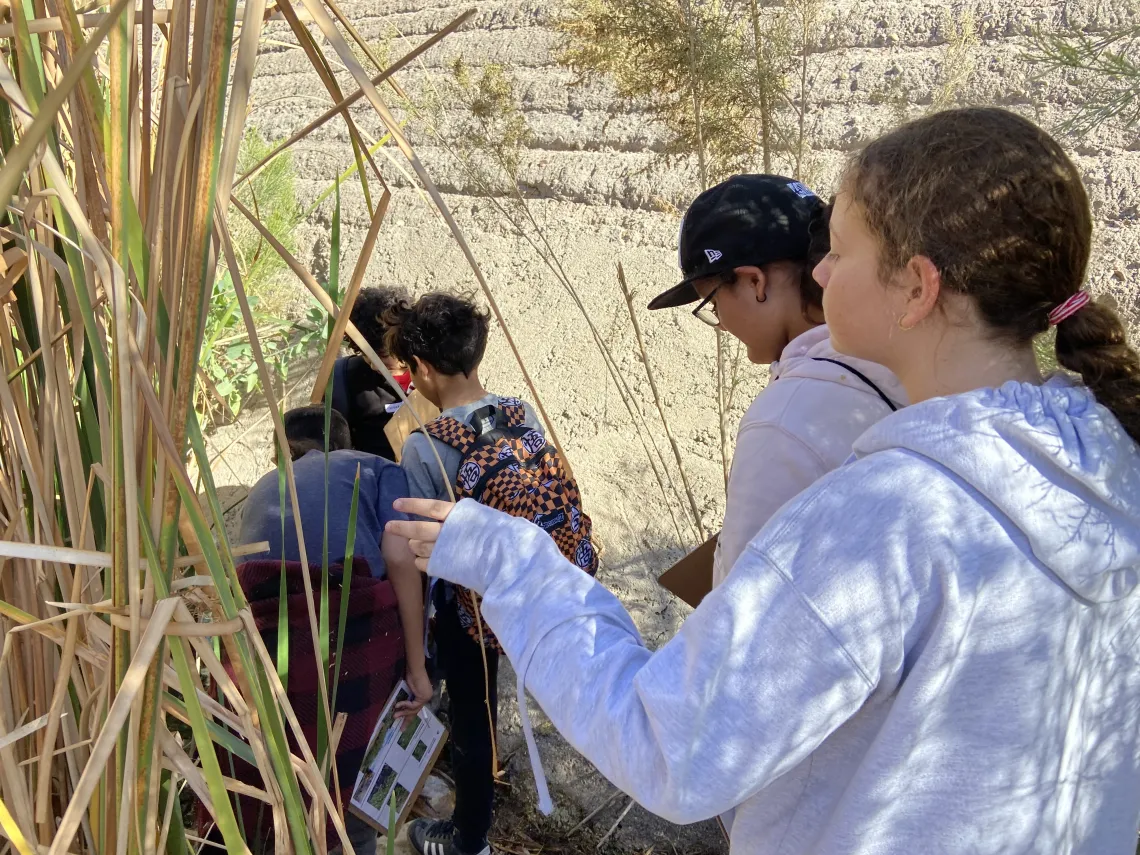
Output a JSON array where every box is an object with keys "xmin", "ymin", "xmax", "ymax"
[
  {"xmin": 436, "ymin": 598, "xmax": 499, "ymax": 851},
  {"xmin": 241, "ymin": 810, "xmax": 376, "ymax": 855},
  {"xmin": 331, "ymin": 813, "xmax": 378, "ymax": 855}
]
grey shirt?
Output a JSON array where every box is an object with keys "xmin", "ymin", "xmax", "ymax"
[{"xmin": 401, "ymin": 393, "xmax": 542, "ymax": 501}]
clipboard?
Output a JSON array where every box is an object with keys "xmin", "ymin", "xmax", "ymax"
[
  {"xmin": 347, "ymin": 680, "xmax": 449, "ymax": 834},
  {"xmin": 656, "ymin": 532, "xmax": 718, "ymax": 608},
  {"xmin": 383, "ymin": 390, "xmax": 440, "ymax": 462}
]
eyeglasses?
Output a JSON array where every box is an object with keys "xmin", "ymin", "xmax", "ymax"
[
  {"xmin": 692, "ymin": 287, "xmax": 721, "ymax": 327},
  {"xmin": 691, "ymin": 269, "xmax": 749, "ymax": 327}
]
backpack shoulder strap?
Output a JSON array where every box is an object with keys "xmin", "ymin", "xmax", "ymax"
[
  {"xmin": 421, "ymin": 415, "xmax": 478, "ymax": 456},
  {"xmin": 331, "ymin": 356, "xmax": 351, "ymax": 416},
  {"xmin": 496, "ymin": 397, "xmax": 528, "ymax": 428},
  {"xmin": 466, "ymin": 404, "xmax": 502, "ymax": 438},
  {"xmin": 810, "ymin": 357, "xmax": 898, "ymax": 412}
]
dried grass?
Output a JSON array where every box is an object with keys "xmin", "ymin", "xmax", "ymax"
[{"xmin": 0, "ymin": 3, "xmax": 478, "ymax": 852}]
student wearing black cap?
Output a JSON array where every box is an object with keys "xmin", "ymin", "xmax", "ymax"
[{"xmin": 650, "ymin": 174, "xmax": 905, "ymax": 591}]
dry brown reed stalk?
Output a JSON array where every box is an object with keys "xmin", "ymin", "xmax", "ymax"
[
  {"xmin": 617, "ymin": 264, "xmax": 707, "ymax": 541},
  {"xmin": 228, "ymin": 194, "xmax": 457, "ymax": 504},
  {"xmin": 679, "ymin": 0, "xmax": 732, "ymax": 498},
  {"xmin": 716, "ymin": 331, "xmax": 729, "ymax": 491},
  {"xmin": 747, "ymin": 0, "xmax": 774, "ymax": 172},
  {"xmin": 233, "ymin": 10, "xmax": 475, "ymax": 191},
  {"xmin": 0, "ymin": 2, "xmax": 480, "ymax": 853},
  {"xmin": 680, "ymin": 0, "xmax": 709, "ymax": 191},
  {"xmin": 410, "ymin": 60, "xmax": 698, "ymax": 546},
  {"xmin": 309, "ymin": 190, "xmax": 392, "ymax": 403},
  {"xmin": 274, "ymin": 0, "xmax": 386, "ymax": 216},
  {"xmin": 677, "ymin": 0, "xmax": 733, "ymax": 499}
]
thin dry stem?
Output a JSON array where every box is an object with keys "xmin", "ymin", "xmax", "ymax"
[
  {"xmin": 309, "ymin": 190, "xmax": 391, "ymax": 403},
  {"xmin": 617, "ymin": 264, "xmax": 706, "ymax": 540}
]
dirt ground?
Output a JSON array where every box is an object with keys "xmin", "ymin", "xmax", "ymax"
[{"xmin": 203, "ymin": 0, "xmax": 1140, "ymax": 850}]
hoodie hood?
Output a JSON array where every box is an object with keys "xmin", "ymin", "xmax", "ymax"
[
  {"xmin": 854, "ymin": 376, "xmax": 1140, "ymax": 603},
  {"xmin": 772, "ymin": 325, "xmax": 907, "ymax": 409}
]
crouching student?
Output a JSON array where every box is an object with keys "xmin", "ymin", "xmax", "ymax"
[
  {"xmin": 386, "ymin": 292, "xmax": 597, "ymax": 855},
  {"xmin": 234, "ymin": 407, "xmax": 432, "ymax": 854}
]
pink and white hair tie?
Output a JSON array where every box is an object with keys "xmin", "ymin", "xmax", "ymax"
[{"xmin": 1048, "ymin": 291, "xmax": 1090, "ymax": 326}]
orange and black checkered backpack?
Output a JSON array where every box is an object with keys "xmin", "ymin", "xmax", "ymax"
[{"xmin": 422, "ymin": 396, "xmax": 598, "ymax": 650}]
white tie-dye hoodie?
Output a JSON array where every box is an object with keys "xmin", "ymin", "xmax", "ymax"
[{"xmin": 426, "ymin": 376, "xmax": 1140, "ymax": 854}]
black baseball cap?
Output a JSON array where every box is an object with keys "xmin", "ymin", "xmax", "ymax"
[{"xmin": 648, "ymin": 174, "xmax": 824, "ymax": 310}]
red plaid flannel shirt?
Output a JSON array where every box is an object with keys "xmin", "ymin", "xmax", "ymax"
[{"xmin": 202, "ymin": 558, "xmax": 405, "ymax": 849}]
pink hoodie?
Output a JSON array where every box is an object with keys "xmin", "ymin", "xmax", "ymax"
[{"xmin": 713, "ymin": 325, "xmax": 906, "ymax": 587}]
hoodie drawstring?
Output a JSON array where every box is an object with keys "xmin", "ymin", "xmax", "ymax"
[
  {"xmin": 517, "ymin": 667, "xmax": 555, "ymax": 815},
  {"xmin": 510, "ymin": 608, "xmax": 642, "ymax": 816}
]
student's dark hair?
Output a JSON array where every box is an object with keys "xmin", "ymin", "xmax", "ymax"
[
  {"xmin": 728, "ymin": 203, "xmax": 829, "ymax": 318},
  {"xmin": 346, "ymin": 285, "xmax": 410, "ymax": 357},
  {"xmin": 798, "ymin": 201, "xmax": 831, "ymax": 315},
  {"xmin": 844, "ymin": 106, "xmax": 1140, "ymax": 444},
  {"xmin": 383, "ymin": 292, "xmax": 491, "ymax": 377},
  {"xmin": 282, "ymin": 406, "xmax": 352, "ymax": 461}
]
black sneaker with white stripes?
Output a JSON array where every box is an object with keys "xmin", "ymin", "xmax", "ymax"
[{"xmin": 407, "ymin": 818, "xmax": 490, "ymax": 855}]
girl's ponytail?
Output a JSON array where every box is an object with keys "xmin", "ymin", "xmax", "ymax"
[{"xmin": 1055, "ymin": 300, "xmax": 1140, "ymax": 444}]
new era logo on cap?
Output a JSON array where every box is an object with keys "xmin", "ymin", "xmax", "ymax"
[
  {"xmin": 648, "ymin": 174, "xmax": 825, "ymax": 311},
  {"xmin": 787, "ymin": 181, "xmax": 816, "ymax": 199}
]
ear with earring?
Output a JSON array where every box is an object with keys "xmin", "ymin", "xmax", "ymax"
[{"xmin": 743, "ymin": 267, "xmax": 767, "ymax": 304}]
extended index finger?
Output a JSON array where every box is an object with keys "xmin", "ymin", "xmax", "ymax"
[
  {"xmin": 386, "ymin": 518, "xmax": 445, "ymax": 542},
  {"xmin": 392, "ymin": 497, "xmax": 455, "ymax": 522}
]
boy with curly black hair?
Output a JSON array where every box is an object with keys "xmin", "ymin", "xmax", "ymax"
[
  {"xmin": 385, "ymin": 292, "xmax": 544, "ymax": 855},
  {"xmin": 331, "ymin": 285, "xmax": 411, "ymax": 459}
]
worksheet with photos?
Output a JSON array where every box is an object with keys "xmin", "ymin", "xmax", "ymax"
[{"xmin": 349, "ymin": 680, "xmax": 447, "ymax": 832}]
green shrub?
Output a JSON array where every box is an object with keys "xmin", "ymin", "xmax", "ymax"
[
  {"xmin": 199, "ymin": 128, "xmax": 321, "ymax": 421},
  {"xmin": 558, "ymin": 0, "xmax": 764, "ymax": 183},
  {"xmin": 1028, "ymin": 26, "xmax": 1140, "ymax": 134}
]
